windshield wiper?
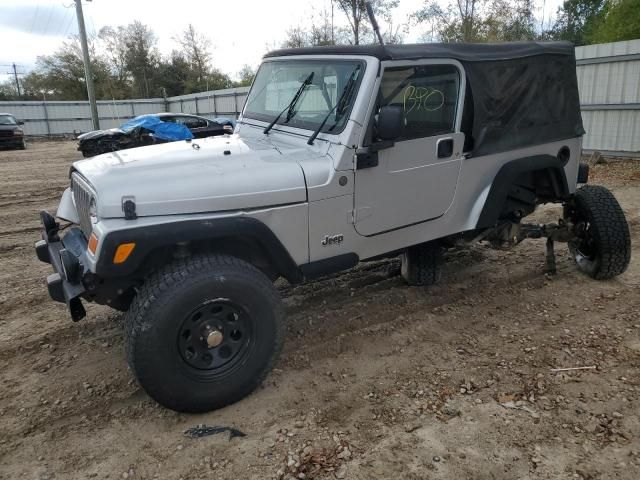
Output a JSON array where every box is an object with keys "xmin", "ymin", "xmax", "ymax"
[
  {"xmin": 307, "ymin": 65, "xmax": 361, "ymax": 145},
  {"xmin": 263, "ymin": 71, "xmax": 314, "ymax": 135}
]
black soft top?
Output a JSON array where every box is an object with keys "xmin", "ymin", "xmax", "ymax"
[
  {"xmin": 264, "ymin": 41, "xmax": 584, "ymax": 156},
  {"xmin": 264, "ymin": 41, "xmax": 575, "ymax": 62}
]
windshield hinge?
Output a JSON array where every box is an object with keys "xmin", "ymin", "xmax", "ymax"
[{"xmin": 122, "ymin": 197, "xmax": 137, "ymax": 220}]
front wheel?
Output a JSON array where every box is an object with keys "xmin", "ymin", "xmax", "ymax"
[
  {"xmin": 567, "ymin": 185, "xmax": 631, "ymax": 280},
  {"xmin": 124, "ymin": 254, "xmax": 284, "ymax": 412}
]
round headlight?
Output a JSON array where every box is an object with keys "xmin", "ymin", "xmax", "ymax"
[{"xmin": 89, "ymin": 197, "xmax": 97, "ymax": 222}]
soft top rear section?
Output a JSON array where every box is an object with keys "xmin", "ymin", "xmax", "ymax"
[{"xmin": 265, "ymin": 41, "xmax": 585, "ymax": 156}]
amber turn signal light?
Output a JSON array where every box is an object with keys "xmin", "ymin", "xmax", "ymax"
[
  {"xmin": 87, "ymin": 233, "xmax": 99, "ymax": 255},
  {"xmin": 113, "ymin": 242, "xmax": 136, "ymax": 264}
]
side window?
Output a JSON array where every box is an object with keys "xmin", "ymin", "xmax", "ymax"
[
  {"xmin": 176, "ymin": 116, "xmax": 207, "ymax": 128},
  {"xmin": 378, "ymin": 64, "xmax": 460, "ymax": 141}
]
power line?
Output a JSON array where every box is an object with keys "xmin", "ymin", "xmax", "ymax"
[
  {"xmin": 1, "ymin": 64, "xmax": 25, "ymax": 97},
  {"xmin": 42, "ymin": 3, "xmax": 56, "ymax": 36},
  {"xmin": 63, "ymin": 7, "xmax": 76, "ymax": 37},
  {"xmin": 29, "ymin": 1, "xmax": 41, "ymax": 34}
]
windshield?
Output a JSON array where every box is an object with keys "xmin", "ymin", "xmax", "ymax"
[
  {"xmin": 244, "ymin": 60, "xmax": 364, "ymax": 135},
  {"xmin": 0, "ymin": 115, "xmax": 17, "ymax": 125}
]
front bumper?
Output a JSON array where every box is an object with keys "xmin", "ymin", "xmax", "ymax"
[
  {"xmin": 35, "ymin": 211, "xmax": 87, "ymax": 321},
  {"xmin": 0, "ymin": 136, "xmax": 24, "ymax": 147}
]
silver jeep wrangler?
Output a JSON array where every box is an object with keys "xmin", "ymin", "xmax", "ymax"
[{"xmin": 35, "ymin": 42, "xmax": 631, "ymax": 412}]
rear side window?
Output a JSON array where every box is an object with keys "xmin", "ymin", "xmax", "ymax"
[
  {"xmin": 177, "ymin": 116, "xmax": 207, "ymax": 128},
  {"xmin": 379, "ymin": 64, "xmax": 460, "ymax": 141}
]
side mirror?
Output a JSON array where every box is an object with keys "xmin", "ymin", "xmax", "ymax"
[
  {"xmin": 356, "ymin": 105, "xmax": 405, "ymax": 169},
  {"xmin": 18, "ymin": 121, "xmax": 24, "ymax": 125},
  {"xmin": 376, "ymin": 105, "xmax": 404, "ymax": 141}
]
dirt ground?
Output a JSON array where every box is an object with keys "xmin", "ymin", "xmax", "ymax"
[{"xmin": 1, "ymin": 141, "xmax": 639, "ymax": 480}]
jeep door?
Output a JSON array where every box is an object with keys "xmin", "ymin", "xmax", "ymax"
[{"xmin": 353, "ymin": 60, "xmax": 465, "ymax": 236}]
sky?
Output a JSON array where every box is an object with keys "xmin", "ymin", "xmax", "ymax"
[{"xmin": 0, "ymin": 0, "xmax": 564, "ymax": 84}]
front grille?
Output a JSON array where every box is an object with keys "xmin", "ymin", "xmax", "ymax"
[{"xmin": 70, "ymin": 173, "xmax": 96, "ymax": 238}]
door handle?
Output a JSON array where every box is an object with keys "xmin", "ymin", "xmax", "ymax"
[{"xmin": 437, "ymin": 138, "xmax": 454, "ymax": 158}]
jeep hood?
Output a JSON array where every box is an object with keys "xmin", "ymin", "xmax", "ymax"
[{"xmin": 72, "ymin": 135, "xmax": 314, "ymax": 218}]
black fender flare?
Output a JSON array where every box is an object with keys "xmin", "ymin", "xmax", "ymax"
[
  {"xmin": 476, "ymin": 154, "xmax": 569, "ymax": 229},
  {"xmin": 95, "ymin": 217, "xmax": 303, "ymax": 283}
]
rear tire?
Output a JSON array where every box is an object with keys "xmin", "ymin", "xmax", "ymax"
[
  {"xmin": 567, "ymin": 185, "xmax": 631, "ymax": 280},
  {"xmin": 401, "ymin": 241, "xmax": 442, "ymax": 286},
  {"xmin": 124, "ymin": 254, "xmax": 284, "ymax": 413}
]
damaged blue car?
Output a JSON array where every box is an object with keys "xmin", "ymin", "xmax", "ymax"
[{"xmin": 77, "ymin": 113, "xmax": 234, "ymax": 157}]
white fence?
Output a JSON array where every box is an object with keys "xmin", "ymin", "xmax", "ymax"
[
  {"xmin": 576, "ymin": 39, "xmax": 640, "ymax": 156},
  {"xmin": 0, "ymin": 87, "xmax": 250, "ymax": 136}
]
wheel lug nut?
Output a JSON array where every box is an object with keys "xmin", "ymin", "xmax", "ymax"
[{"xmin": 206, "ymin": 330, "xmax": 223, "ymax": 348}]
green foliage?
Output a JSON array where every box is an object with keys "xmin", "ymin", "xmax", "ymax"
[
  {"xmin": 15, "ymin": 37, "xmax": 114, "ymax": 101},
  {"xmin": 281, "ymin": 0, "xmax": 401, "ymax": 48},
  {"xmin": 415, "ymin": 0, "xmax": 536, "ymax": 42},
  {"xmin": 589, "ymin": 0, "xmax": 640, "ymax": 43},
  {"xmin": 485, "ymin": 0, "xmax": 536, "ymax": 41},
  {"xmin": 334, "ymin": 0, "xmax": 400, "ymax": 45},
  {"xmin": 0, "ymin": 22, "xmax": 233, "ymax": 101},
  {"xmin": 235, "ymin": 65, "xmax": 257, "ymax": 87},
  {"xmin": 550, "ymin": 0, "xmax": 607, "ymax": 45}
]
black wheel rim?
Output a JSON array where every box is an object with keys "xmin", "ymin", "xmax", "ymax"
[
  {"xmin": 177, "ymin": 299, "xmax": 253, "ymax": 372},
  {"xmin": 570, "ymin": 217, "xmax": 598, "ymax": 265}
]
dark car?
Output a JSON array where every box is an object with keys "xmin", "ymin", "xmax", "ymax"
[
  {"xmin": 77, "ymin": 113, "xmax": 235, "ymax": 157},
  {"xmin": 0, "ymin": 113, "xmax": 26, "ymax": 150}
]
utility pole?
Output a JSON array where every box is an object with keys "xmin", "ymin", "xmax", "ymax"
[
  {"xmin": 12, "ymin": 63, "xmax": 21, "ymax": 97},
  {"xmin": 331, "ymin": 0, "xmax": 334, "ymax": 45},
  {"xmin": 74, "ymin": 0, "xmax": 99, "ymax": 129}
]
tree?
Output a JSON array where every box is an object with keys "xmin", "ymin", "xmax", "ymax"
[
  {"xmin": 17, "ymin": 37, "xmax": 113, "ymax": 101},
  {"xmin": 415, "ymin": 0, "xmax": 485, "ymax": 42},
  {"xmin": 98, "ymin": 25, "xmax": 129, "ymax": 96},
  {"xmin": 335, "ymin": 0, "xmax": 399, "ymax": 45},
  {"xmin": 414, "ymin": 0, "xmax": 536, "ymax": 42},
  {"xmin": 484, "ymin": 0, "xmax": 536, "ymax": 41},
  {"xmin": 176, "ymin": 24, "xmax": 212, "ymax": 88},
  {"xmin": 0, "ymin": 81, "xmax": 20, "ymax": 100},
  {"xmin": 549, "ymin": 0, "xmax": 607, "ymax": 45},
  {"xmin": 282, "ymin": 26, "xmax": 308, "ymax": 48},
  {"xmin": 588, "ymin": 0, "xmax": 640, "ymax": 43},
  {"xmin": 121, "ymin": 21, "xmax": 161, "ymax": 98},
  {"xmin": 155, "ymin": 51, "xmax": 192, "ymax": 97},
  {"xmin": 281, "ymin": 5, "xmax": 351, "ymax": 49},
  {"xmin": 206, "ymin": 69, "xmax": 234, "ymax": 91},
  {"xmin": 380, "ymin": 11, "xmax": 407, "ymax": 44},
  {"xmin": 236, "ymin": 64, "xmax": 257, "ymax": 87}
]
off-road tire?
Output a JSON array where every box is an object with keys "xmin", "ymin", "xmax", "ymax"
[
  {"xmin": 124, "ymin": 254, "xmax": 284, "ymax": 413},
  {"xmin": 568, "ymin": 185, "xmax": 631, "ymax": 280},
  {"xmin": 400, "ymin": 241, "xmax": 442, "ymax": 286}
]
